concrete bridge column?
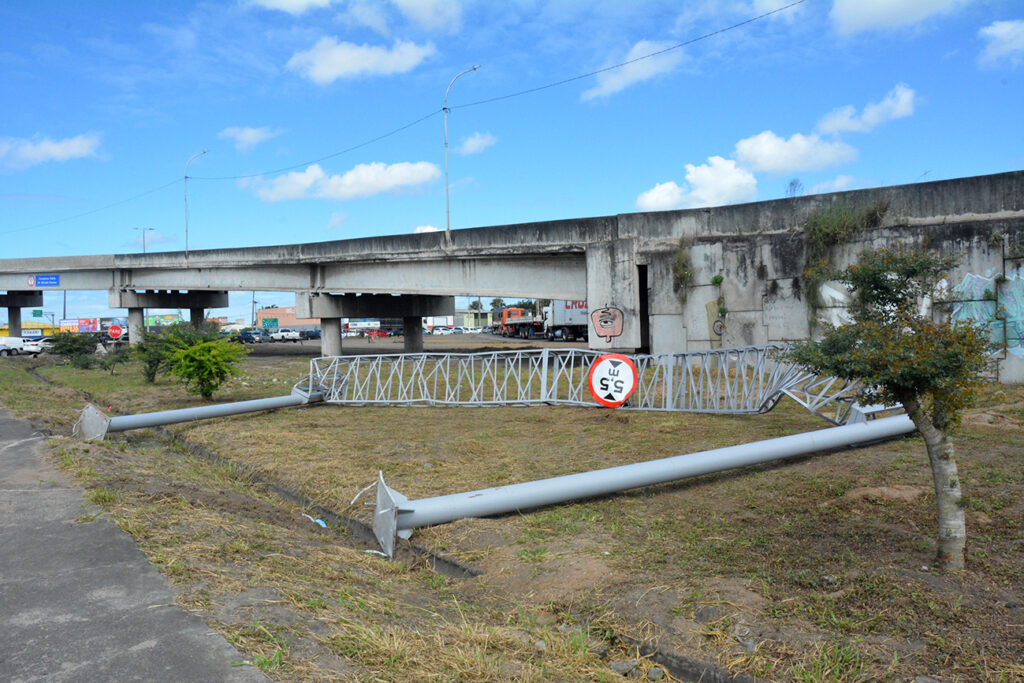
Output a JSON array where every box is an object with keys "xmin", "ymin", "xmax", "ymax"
[
  {"xmin": 403, "ymin": 316, "xmax": 423, "ymax": 353},
  {"xmin": 7, "ymin": 307, "xmax": 21, "ymax": 337},
  {"xmin": 321, "ymin": 317, "xmax": 342, "ymax": 357},
  {"xmin": 127, "ymin": 308, "xmax": 144, "ymax": 346},
  {"xmin": 109, "ymin": 290, "xmax": 228, "ymax": 335},
  {"xmin": 0, "ymin": 291, "xmax": 42, "ymax": 338},
  {"xmin": 296, "ymin": 292, "xmax": 452, "ymax": 356}
]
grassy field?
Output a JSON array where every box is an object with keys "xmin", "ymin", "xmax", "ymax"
[{"xmin": 1, "ymin": 353, "xmax": 1022, "ymax": 681}]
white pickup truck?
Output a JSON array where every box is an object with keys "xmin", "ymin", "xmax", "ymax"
[
  {"xmin": 0, "ymin": 337, "xmax": 42, "ymax": 357},
  {"xmin": 269, "ymin": 328, "xmax": 301, "ymax": 342}
]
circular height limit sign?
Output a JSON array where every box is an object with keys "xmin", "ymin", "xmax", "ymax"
[{"xmin": 587, "ymin": 353, "xmax": 639, "ymax": 408}]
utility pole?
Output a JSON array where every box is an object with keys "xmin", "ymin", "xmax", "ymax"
[
  {"xmin": 443, "ymin": 65, "xmax": 480, "ymax": 248},
  {"xmin": 184, "ymin": 150, "xmax": 207, "ymax": 259}
]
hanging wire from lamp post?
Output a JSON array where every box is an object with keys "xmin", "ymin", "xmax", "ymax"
[
  {"xmin": 444, "ymin": 65, "xmax": 480, "ymax": 247},
  {"xmin": 184, "ymin": 149, "xmax": 208, "ymax": 259}
]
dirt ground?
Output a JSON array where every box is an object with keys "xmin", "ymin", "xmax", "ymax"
[{"xmin": 1, "ymin": 351, "xmax": 1022, "ymax": 682}]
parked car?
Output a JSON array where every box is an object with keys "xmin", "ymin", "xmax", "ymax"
[
  {"xmin": 239, "ymin": 330, "xmax": 268, "ymax": 343},
  {"xmin": 299, "ymin": 329, "xmax": 321, "ymax": 340},
  {"xmin": 432, "ymin": 326, "xmax": 454, "ymax": 335},
  {"xmin": 270, "ymin": 328, "xmax": 301, "ymax": 342}
]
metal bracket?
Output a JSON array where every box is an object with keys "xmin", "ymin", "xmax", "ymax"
[{"xmin": 373, "ymin": 472, "xmax": 410, "ymax": 558}]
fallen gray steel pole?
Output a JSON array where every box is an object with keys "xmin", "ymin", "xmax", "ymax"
[
  {"xmin": 373, "ymin": 414, "xmax": 916, "ymax": 556},
  {"xmin": 76, "ymin": 389, "xmax": 322, "ymax": 441}
]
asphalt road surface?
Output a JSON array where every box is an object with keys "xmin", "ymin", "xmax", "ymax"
[{"xmin": 0, "ymin": 409, "xmax": 266, "ymax": 682}]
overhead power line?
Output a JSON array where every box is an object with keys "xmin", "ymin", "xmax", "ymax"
[
  {"xmin": 3, "ymin": 0, "xmax": 807, "ymax": 235},
  {"xmin": 192, "ymin": 0, "xmax": 809, "ymax": 181},
  {"xmin": 452, "ymin": 0, "xmax": 810, "ymax": 111},
  {"xmin": 0, "ymin": 179, "xmax": 180, "ymax": 237}
]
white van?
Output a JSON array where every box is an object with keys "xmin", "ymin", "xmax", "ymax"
[{"xmin": 0, "ymin": 337, "xmax": 41, "ymax": 357}]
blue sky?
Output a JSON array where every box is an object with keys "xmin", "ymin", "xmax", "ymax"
[{"xmin": 2, "ymin": 0, "xmax": 1022, "ymax": 324}]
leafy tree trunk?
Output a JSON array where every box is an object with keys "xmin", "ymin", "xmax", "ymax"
[{"xmin": 902, "ymin": 397, "xmax": 966, "ymax": 570}]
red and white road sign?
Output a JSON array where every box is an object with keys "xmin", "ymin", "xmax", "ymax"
[
  {"xmin": 587, "ymin": 353, "xmax": 638, "ymax": 408},
  {"xmin": 108, "ymin": 324, "xmax": 124, "ymax": 339}
]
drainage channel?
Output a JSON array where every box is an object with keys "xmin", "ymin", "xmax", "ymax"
[{"xmin": 139, "ymin": 424, "xmax": 482, "ymax": 579}]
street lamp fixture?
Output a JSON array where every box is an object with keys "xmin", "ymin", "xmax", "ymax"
[
  {"xmin": 134, "ymin": 227, "xmax": 155, "ymax": 253},
  {"xmin": 444, "ymin": 65, "xmax": 480, "ymax": 246},
  {"xmin": 184, "ymin": 149, "xmax": 208, "ymax": 259}
]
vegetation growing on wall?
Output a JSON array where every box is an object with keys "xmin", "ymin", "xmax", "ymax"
[
  {"xmin": 802, "ymin": 200, "xmax": 890, "ymax": 319},
  {"xmin": 672, "ymin": 238, "xmax": 694, "ymax": 302}
]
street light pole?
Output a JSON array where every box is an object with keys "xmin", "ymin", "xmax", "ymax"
[
  {"xmin": 134, "ymin": 227, "xmax": 155, "ymax": 253},
  {"xmin": 444, "ymin": 65, "xmax": 480, "ymax": 246},
  {"xmin": 184, "ymin": 149, "xmax": 207, "ymax": 259}
]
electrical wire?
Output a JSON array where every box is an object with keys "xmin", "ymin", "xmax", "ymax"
[
  {"xmin": 452, "ymin": 0, "xmax": 810, "ymax": 111},
  {"xmin": 2, "ymin": 0, "xmax": 807, "ymax": 235},
  {"xmin": 0, "ymin": 179, "xmax": 181, "ymax": 237},
  {"xmin": 190, "ymin": 108, "xmax": 443, "ymax": 181}
]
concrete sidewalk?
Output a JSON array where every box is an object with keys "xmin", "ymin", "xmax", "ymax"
[{"xmin": 0, "ymin": 410, "xmax": 265, "ymax": 682}]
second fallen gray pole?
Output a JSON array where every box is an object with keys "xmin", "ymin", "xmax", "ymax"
[
  {"xmin": 107, "ymin": 394, "xmax": 313, "ymax": 433},
  {"xmin": 375, "ymin": 415, "xmax": 916, "ymax": 555}
]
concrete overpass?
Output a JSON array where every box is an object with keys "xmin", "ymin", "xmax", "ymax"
[{"xmin": 1, "ymin": 171, "xmax": 1022, "ymax": 378}]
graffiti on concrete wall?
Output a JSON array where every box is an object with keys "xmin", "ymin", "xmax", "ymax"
[{"xmin": 950, "ymin": 273, "xmax": 1024, "ymax": 358}]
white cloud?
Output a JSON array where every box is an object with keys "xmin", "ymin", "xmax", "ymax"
[
  {"xmin": 636, "ymin": 181, "xmax": 687, "ymax": 211},
  {"xmin": 240, "ymin": 164, "xmax": 325, "ymax": 202},
  {"xmin": 287, "ymin": 38, "xmax": 435, "ymax": 84},
  {"xmin": 218, "ymin": 126, "xmax": 282, "ymax": 152},
  {"xmin": 241, "ymin": 161, "xmax": 440, "ymax": 202},
  {"xmin": 393, "ymin": 0, "xmax": 462, "ymax": 32},
  {"xmin": 636, "ymin": 157, "xmax": 757, "ymax": 211},
  {"xmin": 809, "ymin": 175, "xmax": 855, "ymax": 194},
  {"xmin": 318, "ymin": 161, "xmax": 440, "ymax": 199},
  {"xmin": 414, "ymin": 225, "xmax": 441, "ymax": 233},
  {"xmin": 248, "ymin": 0, "xmax": 333, "ymax": 14},
  {"xmin": 682, "ymin": 156, "xmax": 758, "ymax": 207},
  {"xmin": 347, "ymin": 2, "xmax": 390, "ymax": 35},
  {"xmin": 456, "ymin": 132, "xmax": 496, "ymax": 155},
  {"xmin": 817, "ymin": 84, "xmax": 916, "ymax": 134},
  {"xmin": 979, "ymin": 20, "xmax": 1024, "ymax": 67},
  {"xmin": 326, "ymin": 211, "xmax": 348, "ymax": 231},
  {"xmin": 734, "ymin": 131, "xmax": 857, "ymax": 173},
  {"xmin": 582, "ymin": 40, "xmax": 685, "ymax": 101},
  {"xmin": 830, "ymin": 0, "xmax": 972, "ymax": 36},
  {"xmin": 0, "ymin": 133, "xmax": 101, "ymax": 169}
]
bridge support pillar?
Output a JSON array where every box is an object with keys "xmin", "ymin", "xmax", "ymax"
[
  {"xmin": 127, "ymin": 308, "xmax": 144, "ymax": 346},
  {"xmin": 403, "ymin": 316, "xmax": 423, "ymax": 353},
  {"xmin": 1, "ymin": 291, "xmax": 43, "ymax": 337},
  {"xmin": 295, "ymin": 293, "xmax": 451, "ymax": 356},
  {"xmin": 7, "ymin": 307, "xmax": 22, "ymax": 337},
  {"xmin": 322, "ymin": 317, "xmax": 342, "ymax": 357},
  {"xmin": 109, "ymin": 290, "xmax": 228, "ymax": 330}
]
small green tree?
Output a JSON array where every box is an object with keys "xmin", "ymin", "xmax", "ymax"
[
  {"xmin": 134, "ymin": 322, "xmax": 223, "ymax": 383},
  {"xmin": 787, "ymin": 248, "xmax": 992, "ymax": 571},
  {"xmin": 168, "ymin": 339, "xmax": 249, "ymax": 399},
  {"xmin": 489, "ymin": 298, "xmax": 506, "ymax": 311},
  {"xmin": 49, "ymin": 332, "xmax": 101, "ymax": 368}
]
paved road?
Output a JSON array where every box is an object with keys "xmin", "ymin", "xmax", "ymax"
[{"xmin": 0, "ymin": 410, "xmax": 265, "ymax": 682}]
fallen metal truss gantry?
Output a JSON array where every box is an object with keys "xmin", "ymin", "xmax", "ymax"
[{"xmin": 308, "ymin": 345, "xmax": 866, "ymax": 424}]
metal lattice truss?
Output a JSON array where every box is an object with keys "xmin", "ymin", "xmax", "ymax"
[{"xmin": 306, "ymin": 345, "xmax": 871, "ymax": 424}]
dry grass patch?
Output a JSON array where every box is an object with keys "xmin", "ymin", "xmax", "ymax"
[{"xmin": 4, "ymin": 354, "xmax": 1023, "ymax": 681}]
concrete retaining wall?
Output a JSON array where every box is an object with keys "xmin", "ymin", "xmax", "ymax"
[{"xmin": 624, "ymin": 171, "xmax": 1024, "ymax": 382}]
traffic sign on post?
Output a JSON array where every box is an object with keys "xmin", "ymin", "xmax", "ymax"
[
  {"xmin": 587, "ymin": 353, "xmax": 638, "ymax": 408},
  {"xmin": 108, "ymin": 324, "xmax": 123, "ymax": 340},
  {"xmin": 262, "ymin": 318, "xmax": 278, "ymax": 331}
]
